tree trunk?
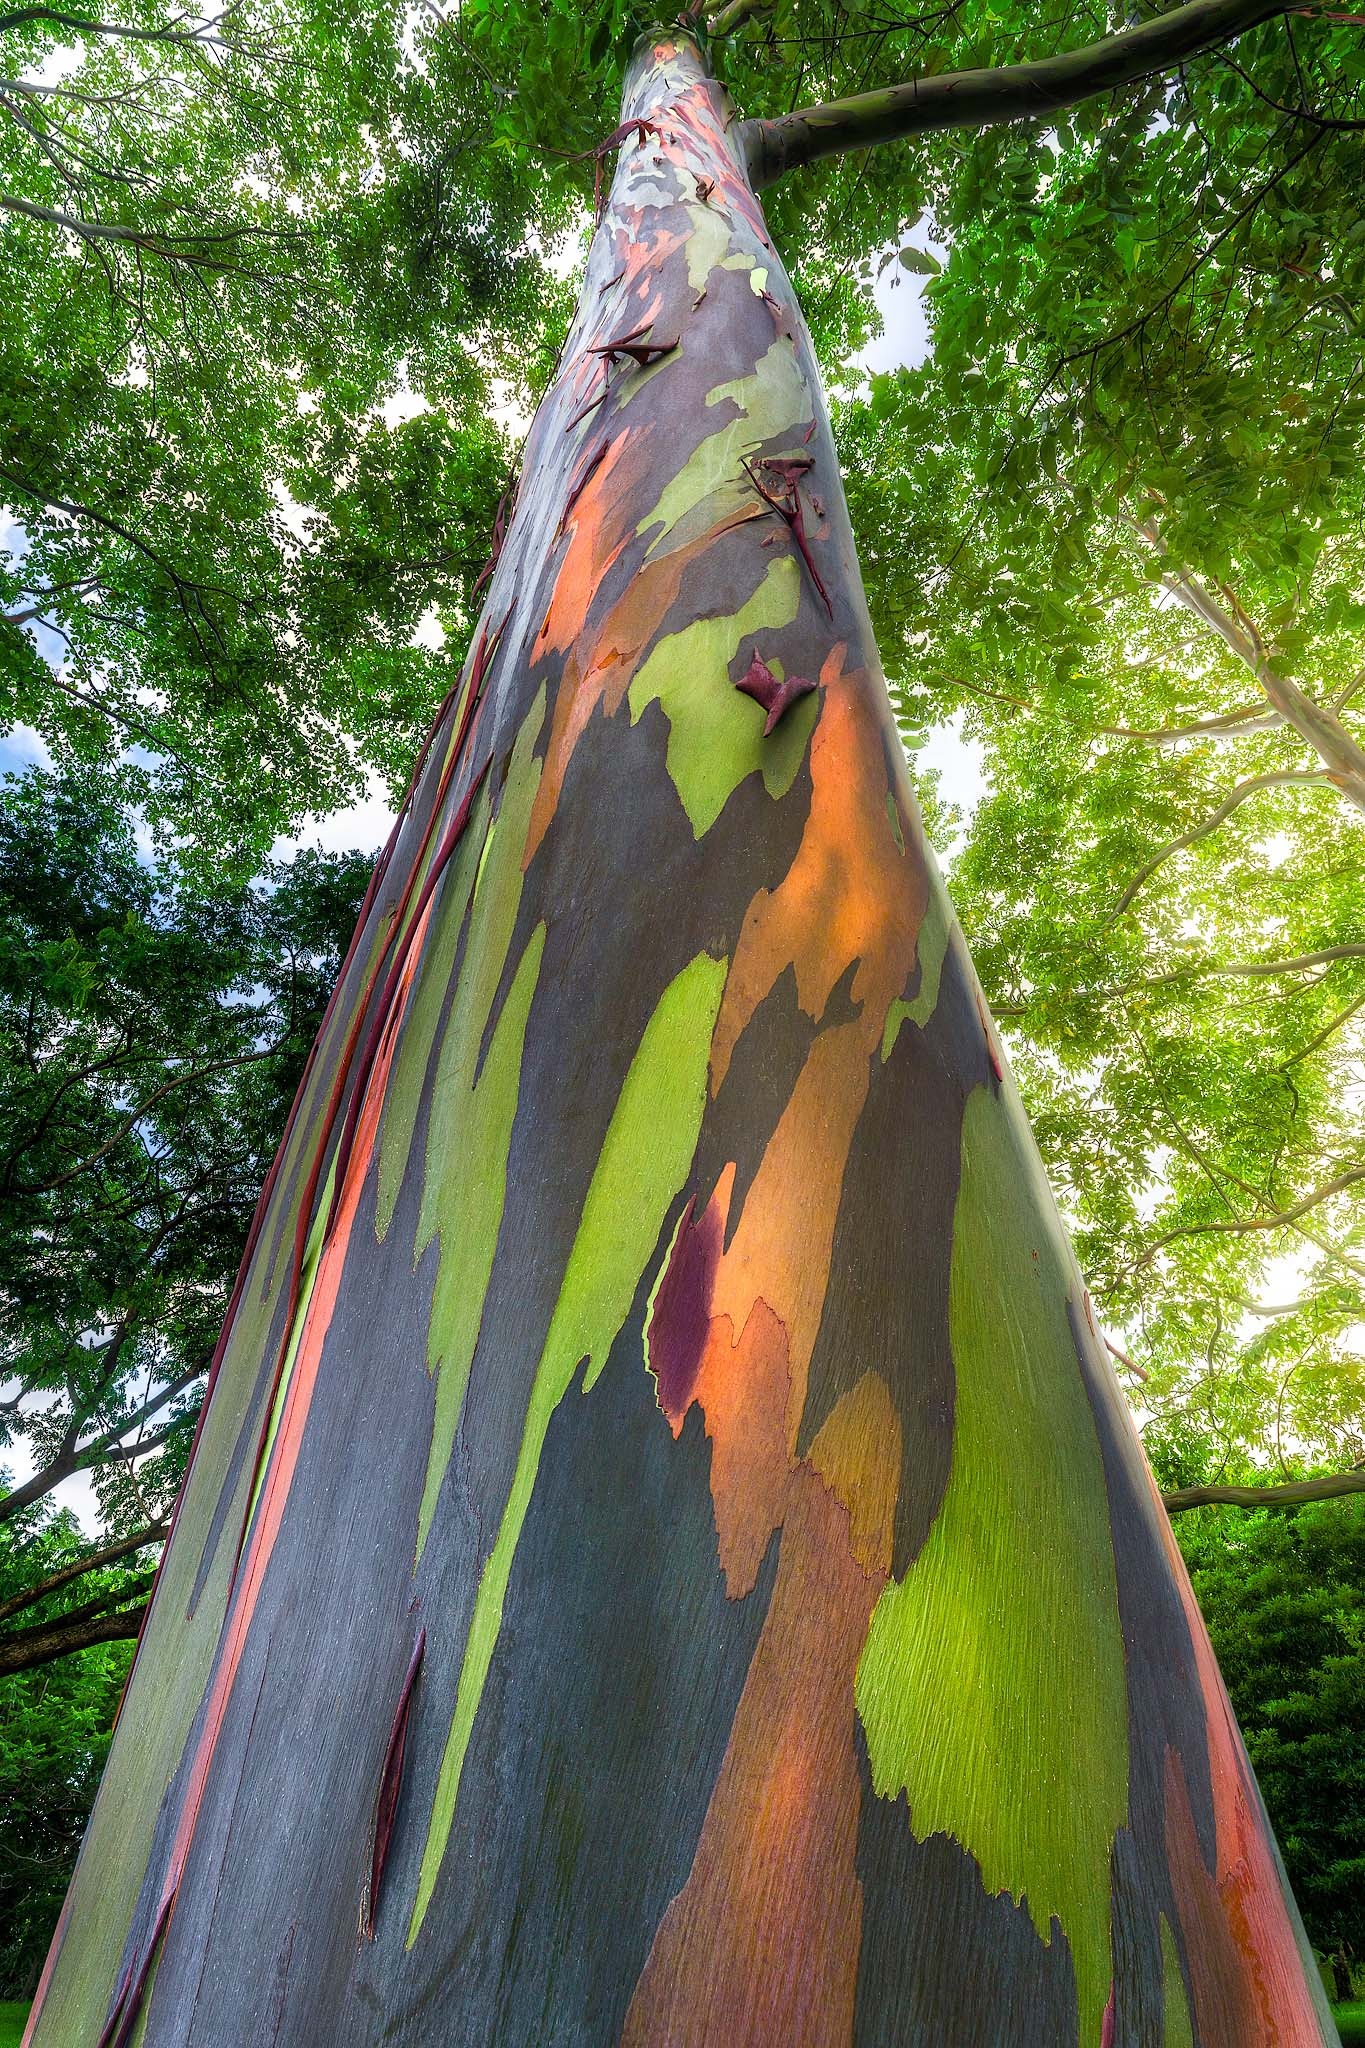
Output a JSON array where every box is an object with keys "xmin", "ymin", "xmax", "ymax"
[{"xmin": 25, "ymin": 32, "xmax": 1333, "ymax": 2048}]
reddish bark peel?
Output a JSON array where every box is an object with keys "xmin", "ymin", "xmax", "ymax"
[
  {"xmin": 734, "ymin": 647, "xmax": 818, "ymax": 735},
  {"xmin": 646, "ymin": 1186, "xmax": 727, "ymax": 1424},
  {"xmin": 365, "ymin": 1628, "xmax": 427, "ymax": 1941},
  {"xmin": 742, "ymin": 451, "xmax": 835, "ymax": 617},
  {"xmin": 27, "ymin": 28, "xmax": 1332, "ymax": 2048}
]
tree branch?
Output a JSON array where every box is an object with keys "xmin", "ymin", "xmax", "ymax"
[
  {"xmin": 0, "ymin": 1521, "xmax": 166, "ymax": 1624},
  {"xmin": 1109, "ymin": 769, "xmax": 1329, "ymax": 919},
  {"xmin": 1209, "ymin": 942, "xmax": 1365, "ymax": 977},
  {"xmin": 0, "ymin": 1359, "xmax": 200, "ymax": 1523},
  {"xmin": 1105, "ymin": 1333, "xmax": 1150, "ymax": 1382},
  {"xmin": 0, "ymin": 5, "xmax": 227, "ymax": 45},
  {"xmin": 708, "ymin": 0, "xmax": 771, "ymax": 32},
  {"xmin": 0, "ymin": 191, "xmax": 286, "ymax": 273},
  {"xmin": 1133, "ymin": 520, "xmax": 1365, "ymax": 811},
  {"xmin": 1162, "ymin": 1469, "xmax": 1365, "ymax": 1512},
  {"xmin": 743, "ymin": 0, "xmax": 1292, "ymax": 186},
  {"xmin": 1101, "ymin": 702, "xmax": 1286, "ymax": 744},
  {"xmin": 0, "ymin": 1601, "xmax": 146, "ymax": 1676},
  {"xmin": 1, "ymin": 1572, "xmax": 156, "ymax": 1640},
  {"xmin": 1134, "ymin": 1161, "xmax": 1365, "ymax": 1267},
  {"xmin": 1, "ymin": 574, "xmax": 98, "ymax": 625},
  {"xmin": 1277, "ymin": 989, "xmax": 1365, "ymax": 1069},
  {"xmin": 13, "ymin": 1036, "xmax": 286, "ymax": 1196},
  {"xmin": 1132, "ymin": 942, "xmax": 1365, "ymax": 988},
  {"xmin": 78, "ymin": 1364, "xmax": 204, "ymax": 1464}
]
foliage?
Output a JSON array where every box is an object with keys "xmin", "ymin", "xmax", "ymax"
[
  {"xmin": 0, "ymin": 0, "xmax": 571, "ymax": 865},
  {"xmin": 15, "ymin": 0, "xmax": 1296, "ymax": 865},
  {"xmin": 0, "ymin": 0, "xmax": 1356, "ymax": 1608},
  {"xmin": 837, "ymin": 4, "xmax": 1365, "ymax": 1473},
  {"xmin": 1168, "ymin": 1485, "xmax": 1365, "ymax": 1987},
  {"xmin": 0, "ymin": 1505, "xmax": 131, "ymax": 1997},
  {"xmin": 0, "ymin": 0, "xmax": 1356, "ymax": 1619},
  {"xmin": 0, "ymin": 764, "xmax": 370, "ymax": 1647}
]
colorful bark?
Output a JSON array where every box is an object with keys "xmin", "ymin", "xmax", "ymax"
[{"xmin": 27, "ymin": 31, "xmax": 1332, "ymax": 2048}]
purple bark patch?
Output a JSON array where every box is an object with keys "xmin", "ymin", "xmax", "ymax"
[
  {"xmin": 735, "ymin": 648, "xmax": 818, "ymax": 737},
  {"xmin": 646, "ymin": 1192, "xmax": 724, "ymax": 1425}
]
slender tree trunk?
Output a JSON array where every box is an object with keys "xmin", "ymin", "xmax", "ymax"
[{"xmin": 26, "ymin": 33, "xmax": 1333, "ymax": 2048}]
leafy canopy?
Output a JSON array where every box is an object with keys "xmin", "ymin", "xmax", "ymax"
[
  {"xmin": 837, "ymin": 1, "xmax": 1365, "ymax": 1475},
  {"xmin": 0, "ymin": 1506, "xmax": 131, "ymax": 1998},
  {"xmin": 0, "ymin": 0, "xmax": 573, "ymax": 864},
  {"xmin": 2, "ymin": 0, "xmax": 1362, "ymax": 1628}
]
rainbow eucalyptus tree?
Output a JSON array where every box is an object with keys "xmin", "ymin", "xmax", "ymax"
[{"xmin": 27, "ymin": 8, "xmax": 1337, "ymax": 2044}]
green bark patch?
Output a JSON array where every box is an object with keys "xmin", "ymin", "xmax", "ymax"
[
  {"xmin": 373, "ymin": 781, "xmax": 491, "ymax": 1244},
  {"xmin": 408, "ymin": 948, "xmax": 728, "ymax": 1944},
  {"xmin": 855, "ymin": 1081, "xmax": 1129, "ymax": 2045},
  {"xmin": 640, "ymin": 338, "xmax": 813, "ymax": 553},
  {"xmin": 415, "ymin": 926, "xmax": 545, "ymax": 1557},
  {"xmin": 374, "ymin": 694, "xmax": 548, "ymax": 1560},
  {"xmin": 627, "ymin": 556, "xmax": 814, "ymax": 837},
  {"xmin": 881, "ymin": 871, "xmax": 953, "ymax": 1061}
]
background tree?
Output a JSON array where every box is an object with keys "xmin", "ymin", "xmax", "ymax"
[
  {"xmin": 0, "ymin": 0, "xmax": 567, "ymax": 862},
  {"xmin": 0, "ymin": 1511, "xmax": 130, "ymax": 2001},
  {"xmin": 0, "ymin": 764, "xmax": 370, "ymax": 1669},
  {"xmin": 839, "ymin": 1, "xmax": 1365, "ymax": 1482}
]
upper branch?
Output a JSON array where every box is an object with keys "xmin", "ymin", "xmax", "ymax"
[
  {"xmin": 0, "ymin": 5, "xmax": 227, "ymax": 44},
  {"xmin": 1107, "ymin": 767, "xmax": 1328, "ymax": 920},
  {"xmin": 707, "ymin": 0, "xmax": 770, "ymax": 32},
  {"xmin": 1133, "ymin": 519, "xmax": 1365, "ymax": 811},
  {"xmin": 1163, "ymin": 1469, "xmax": 1365, "ymax": 1512},
  {"xmin": 742, "ymin": 0, "xmax": 1292, "ymax": 187}
]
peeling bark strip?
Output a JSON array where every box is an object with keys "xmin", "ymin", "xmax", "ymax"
[
  {"xmin": 363, "ymin": 1627, "xmax": 426, "ymax": 1940},
  {"xmin": 26, "ymin": 29, "xmax": 1332, "ymax": 2048}
]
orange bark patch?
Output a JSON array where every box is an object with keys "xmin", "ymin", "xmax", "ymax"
[
  {"xmin": 690, "ymin": 1298, "xmax": 793, "ymax": 1599},
  {"xmin": 711, "ymin": 647, "xmax": 925, "ymax": 1092},
  {"xmin": 637, "ymin": 1108, "xmax": 900, "ymax": 2046},
  {"xmin": 525, "ymin": 520, "xmax": 755, "ymax": 865},
  {"xmin": 712, "ymin": 1019, "xmax": 871, "ymax": 1453},
  {"xmin": 807, "ymin": 1371, "xmax": 901, "ymax": 1579},
  {"xmin": 623, "ymin": 1376, "xmax": 894, "ymax": 2048},
  {"xmin": 1164, "ymin": 1750, "xmax": 1267, "ymax": 2048},
  {"xmin": 698, "ymin": 650, "xmax": 928, "ymax": 1451},
  {"xmin": 625, "ymin": 643, "xmax": 929, "ymax": 2043},
  {"xmin": 535, "ymin": 432, "xmax": 636, "ymax": 662}
]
